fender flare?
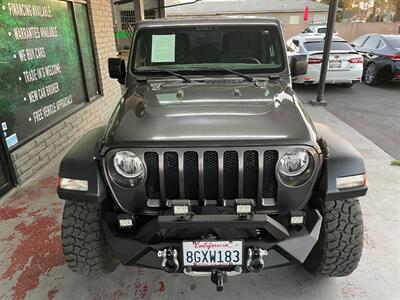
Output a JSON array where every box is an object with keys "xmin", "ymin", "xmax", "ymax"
[
  {"xmin": 314, "ymin": 122, "xmax": 367, "ymax": 201},
  {"xmin": 57, "ymin": 126, "xmax": 108, "ymax": 203}
]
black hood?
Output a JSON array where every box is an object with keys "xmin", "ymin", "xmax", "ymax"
[{"xmin": 103, "ymin": 80, "xmax": 319, "ymax": 149}]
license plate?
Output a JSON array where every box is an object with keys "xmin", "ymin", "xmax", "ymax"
[
  {"xmin": 329, "ymin": 60, "xmax": 342, "ymax": 68},
  {"xmin": 182, "ymin": 241, "xmax": 243, "ymax": 267}
]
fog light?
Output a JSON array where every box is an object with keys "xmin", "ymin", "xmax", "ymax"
[
  {"xmin": 117, "ymin": 214, "xmax": 135, "ymax": 228},
  {"xmin": 172, "ymin": 200, "xmax": 191, "ymax": 216},
  {"xmin": 59, "ymin": 178, "xmax": 88, "ymax": 191},
  {"xmin": 290, "ymin": 211, "xmax": 305, "ymax": 225},
  {"xmin": 336, "ymin": 174, "xmax": 366, "ymax": 189}
]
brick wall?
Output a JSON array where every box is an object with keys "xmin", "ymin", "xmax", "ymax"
[{"xmin": 10, "ymin": 0, "xmax": 122, "ymax": 184}]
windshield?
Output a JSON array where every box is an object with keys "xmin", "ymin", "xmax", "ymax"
[
  {"xmin": 386, "ymin": 36, "xmax": 400, "ymax": 49},
  {"xmin": 304, "ymin": 41, "xmax": 355, "ymax": 52},
  {"xmin": 131, "ymin": 25, "xmax": 284, "ymax": 74}
]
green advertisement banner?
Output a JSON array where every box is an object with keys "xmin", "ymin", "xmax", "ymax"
[{"xmin": 0, "ymin": 0, "xmax": 97, "ymax": 150}]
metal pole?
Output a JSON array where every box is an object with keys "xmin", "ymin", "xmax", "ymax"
[
  {"xmin": 134, "ymin": 0, "xmax": 145, "ymax": 21},
  {"xmin": 309, "ymin": 0, "xmax": 339, "ymax": 106}
]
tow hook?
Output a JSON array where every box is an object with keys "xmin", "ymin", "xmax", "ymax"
[
  {"xmin": 211, "ymin": 270, "xmax": 228, "ymax": 292},
  {"xmin": 246, "ymin": 248, "xmax": 268, "ymax": 273},
  {"xmin": 157, "ymin": 248, "xmax": 179, "ymax": 273}
]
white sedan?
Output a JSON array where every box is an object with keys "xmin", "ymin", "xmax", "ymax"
[{"xmin": 287, "ymin": 36, "xmax": 364, "ymax": 87}]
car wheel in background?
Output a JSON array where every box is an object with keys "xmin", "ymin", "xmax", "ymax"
[{"xmin": 364, "ymin": 63, "xmax": 378, "ymax": 85}]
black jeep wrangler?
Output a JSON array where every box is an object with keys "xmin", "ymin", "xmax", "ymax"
[{"xmin": 58, "ymin": 18, "xmax": 367, "ymax": 291}]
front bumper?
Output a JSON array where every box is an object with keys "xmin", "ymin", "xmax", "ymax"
[{"xmin": 103, "ymin": 209, "xmax": 322, "ymax": 272}]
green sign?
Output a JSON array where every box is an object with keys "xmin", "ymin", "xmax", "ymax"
[{"xmin": 0, "ymin": 0, "xmax": 98, "ymax": 149}]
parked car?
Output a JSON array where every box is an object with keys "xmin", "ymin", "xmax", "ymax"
[
  {"xmin": 300, "ymin": 25, "xmax": 338, "ymax": 36},
  {"xmin": 287, "ymin": 35, "xmax": 363, "ymax": 87},
  {"xmin": 351, "ymin": 34, "xmax": 400, "ymax": 85},
  {"xmin": 58, "ymin": 18, "xmax": 367, "ymax": 291}
]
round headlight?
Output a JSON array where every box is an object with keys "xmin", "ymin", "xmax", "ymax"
[
  {"xmin": 277, "ymin": 148, "xmax": 314, "ymax": 186},
  {"xmin": 109, "ymin": 151, "xmax": 145, "ymax": 188},
  {"xmin": 114, "ymin": 151, "xmax": 144, "ymax": 178}
]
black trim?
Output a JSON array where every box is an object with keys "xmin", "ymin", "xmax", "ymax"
[
  {"xmin": 0, "ymin": 132, "xmax": 16, "ymax": 197},
  {"xmin": 314, "ymin": 123, "xmax": 368, "ymax": 201},
  {"xmin": 57, "ymin": 127, "xmax": 108, "ymax": 203}
]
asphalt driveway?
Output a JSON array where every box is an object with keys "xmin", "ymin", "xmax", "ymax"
[{"xmin": 295, "ymin": 82, "xmax": 400, "ymax": 159}]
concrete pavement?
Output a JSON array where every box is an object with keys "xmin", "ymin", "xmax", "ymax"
[{"xmin": 0, "ymin": 104, "xmax": 399, "ymax": 300}]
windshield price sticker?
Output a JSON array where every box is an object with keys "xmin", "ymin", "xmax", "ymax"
[{"xmin": 151, "ymin": 34, "xmax": 176, "ymax": 63}]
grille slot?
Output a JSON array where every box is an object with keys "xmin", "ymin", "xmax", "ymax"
[
  {"xmin": 184, "ymin": 152, "xmax": 199, "ymax": 200},
  {"xmin": 164, "ymin": 152, "xmax": 179, "ymax": 199},
  {"xmin": 203, "ymin": 151, "xmax": 219, "ymax": 200},
  {"xmin": 144, "ymin": 150, "xmax": 278, "ymax": 205},
  {"xmin": 243, "ymin": 151, "xmax": 258, "ymax": 200},
  {"xmin": 144, "ymin": 152, "xmax": 161, "ymax": 199},
  {"xmin": 263, "ymin": 151, "xmax": 278, "ymax": 198},
  {"xmin": 223, "ymin": 151, "xmax": 238, "ymax": 199}
]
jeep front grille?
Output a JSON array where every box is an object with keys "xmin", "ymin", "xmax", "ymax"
[{"xmin": 143, "ymin": 150, "xmax": 278, "ymax": 207}]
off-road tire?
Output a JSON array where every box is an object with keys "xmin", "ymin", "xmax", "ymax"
[
  {"xmin": 304, "ymin": 198, "xmax": 363, "ymax": 276},
  {"xmin": 61, "ymin": 201, "xmax": 119, "ymax": 275}
]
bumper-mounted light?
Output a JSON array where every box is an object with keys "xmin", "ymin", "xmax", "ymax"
[
  {"xmin": 235, "ymin": 199, "xmax": 255, "ymax": 218},
  {"xmin": 59, "ymin": 178, "xmax": 88, "ymax": 191},
  {"xmin": 117, "ymin": 214, "xmax": 135, "ymax": 228},
  {"xmin": 336, "ymin": 174, "xmax": 366, "ymax": 189},
  {"xmin": 290, "ymin": 211, "xmax": 306, "ymax": 225},
  {"xmin": 171, "ymin": 200, "xmax": 191, "ymax": 217}
]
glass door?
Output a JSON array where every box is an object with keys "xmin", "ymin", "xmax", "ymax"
[{"xmin": 0, "ymin": 138, "xmax": 14, "ymax": 198}]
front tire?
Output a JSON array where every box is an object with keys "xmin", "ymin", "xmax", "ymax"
[
  {"xmin": 304, "ymin": 198, "xmax": 363, "ymax": 276},
  {"xmin": 61, "ymin": 201, "xmax": 119, "ymax": 275}
]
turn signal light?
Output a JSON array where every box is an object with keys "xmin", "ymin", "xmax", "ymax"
[
  {"xmin": 336, "ymin": 174, "xmax": 366, "ymax": 189},
  {"xmin": 308, "ymin": 58, "xmax": 323, "ymax": 64},
  {"xmin": 59, "ymin": 178, "xmax": 88, "ymax": 191},
  {"xmin": 348, "ymin": 57, "xmax": 363, "ymax": 64}
]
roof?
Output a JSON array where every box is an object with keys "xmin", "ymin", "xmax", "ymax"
[
  {"xmin": 165, "ymin": 0, "xmax": 330, "ymax": 16},
  {"xmin": 135, "ymin": 16, "xmax": 282, "ymax": 28},
  {"xmin": 295, "ymin": 35, "xmax": 346, "ymax": 43}
]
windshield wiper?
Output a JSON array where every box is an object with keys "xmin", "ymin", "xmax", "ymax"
[
  {"xmin": 221, "ymin": 68, "xmax": 255, "ymax": 83},
  {"xmin": 145, "ymin": 68, "xmax": 192, "ymax": 83}
]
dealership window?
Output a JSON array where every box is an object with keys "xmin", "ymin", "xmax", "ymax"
[
  {"xmin": 120, "ymin": 10, "xmax": 135, "ymax": 29},
  {"xmin": 0, "ymin": 0, "xmax": 100, "ymax": 151},
  {"xmin": 145, "ymin": 9, "xmax": 156, "ymax": 19},
  {"xmin": 120, "ymin": 9, "xmax": 157, "ymax": 29}
]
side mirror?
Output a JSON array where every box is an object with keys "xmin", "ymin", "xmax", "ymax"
[
  {"xmin": 108, "ymin": 58, "xmax": 126, "ymax": 84},
  {"xmin": 291, "ymin": 54, "xmax": 308, "ymax": 77}
]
